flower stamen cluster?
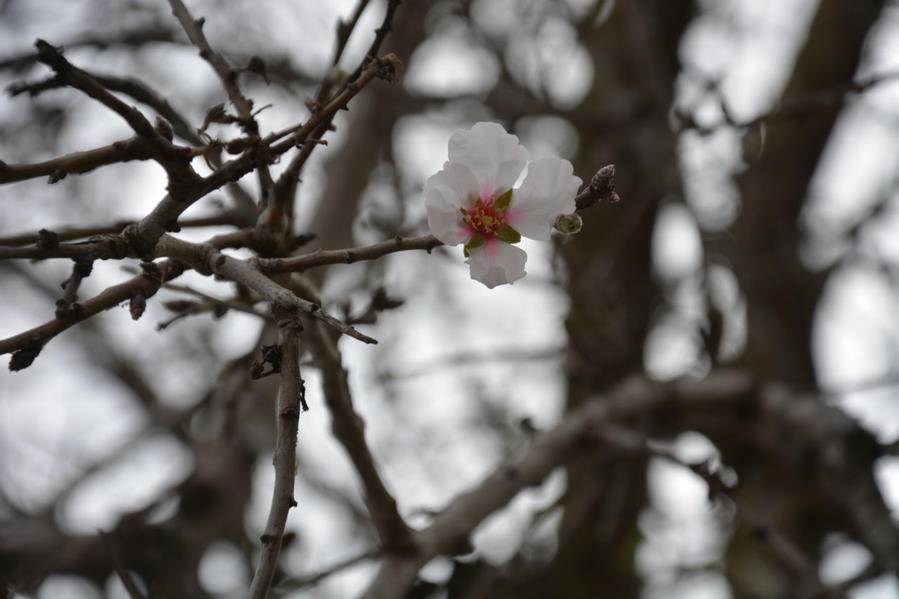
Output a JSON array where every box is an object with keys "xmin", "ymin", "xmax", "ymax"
[{"xmin": 460, "ymin": 196, "xmax": 507, "ymax": 236}]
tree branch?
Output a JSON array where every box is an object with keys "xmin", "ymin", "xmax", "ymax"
[
  {"xmin": 249, "ymin": 318, "xmax": 304, "ymax": 599},
  {"xmin": 259, "ymin": 235, "xmax": 443, "ymax": 274},
  {"xmin": 362, "ymin": 371, "xmax": 899, "ymax": 598},
  {"xmin": 154, "ymin": 234, "xmax": 376, "ymax": 344},
  {"xmin": 0, "ymin": 261, "xmax": 184, "ymax": 369},
  {"xmin": 167, "ymin": 0, "xmax": 255, "ymax": 127},
  {"xmin": 0, "ymin": 136, "xmax": 154, "ymax": 184},
  {"xmin": 304, "ymin": 319, "xmax": 414, "ymax": 553},
  {"xmin": 32, "ymin": 39, "xmax": 194, "ymax": 179}
]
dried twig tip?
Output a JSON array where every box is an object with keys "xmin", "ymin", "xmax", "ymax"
[{"xmin": 377, "ymin": 53, "xmax": 403, "ymax": 82}]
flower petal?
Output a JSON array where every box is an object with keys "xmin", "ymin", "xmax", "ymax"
[
  {"xmin": 448, "ymin": 122, "xmax": 528, "ymax": 198},
  {"xmin": 424, "ymin": 161, "xmax": 480, "ymax": 245},
  {"xmin": 466, "ymin": 238, "xmax": 527, "ymax": 288},
  {"xmin": 508, "ymin": 157, "xmax": 580, "ymax": 241}
]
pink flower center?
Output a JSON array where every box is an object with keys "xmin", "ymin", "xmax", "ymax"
[{"xmin": 460, "ymin": 197, "xmax": 506, "ymax": 237}]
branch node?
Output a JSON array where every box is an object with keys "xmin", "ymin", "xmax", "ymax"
[
  {"xmin": 48, "ymin": 167, "xmax": 67, "ymax": 184},
  {"xmin": 37, "ymin": 229, "xmax": 59, "ymax": 249},
  {"xmin": 377, "ymin": 53, "xmax": 403, "ymax": 82},
  {"xmin": 130, "ymin": 291, "xmax": 147, "ymax": 320},
  {"xmin": 9, "ymin": 334, "xmax": 44, "ymax": 371}
]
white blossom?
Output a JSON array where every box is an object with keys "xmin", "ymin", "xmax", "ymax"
[{"xmin": 424, "ymin": 122, "xmax": 581, "ymax": 288}]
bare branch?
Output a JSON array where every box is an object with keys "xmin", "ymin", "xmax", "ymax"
[
  {"xmin": 32, "ymin": 40, "xmax": 194, "ymax": 178},
  {"xmin": 267, "ymin": 53, "xmax": 401, "ymax": 153},
  {"xmin": 304, "ymin": 319, "xmax": 414, "ymax": 552},
  {"xmin": 0, "ymin": 261, "xmax": 184, "ymax": 369},
  {"xmin": 155, "ymin": 234, "xmax": 376, "ymax": 343},
  {"xmin": 593, "ymin": 424, "xmax": 848, "ymax": 599},
  {"xmin": 249, "ymin": 319, "xmax": 304, "ymax": 599},
  {"xmin": 167, "ymin": 0, "xmax": 255, "ymax": 125},
  {"xmin": 0, "ymin": 213, "xmax": 251, "ymax": 248},
  {"xmin": 281, "ymin": 550, "xmax": 378, "ymax": 593},
  {"xmin": 0, "ymin": 136, "xmax": 154, "ymax": 185},
  {"xmin": 362, "ymin": 371, "xmax": 899, "ymax": 598},
  {"xmin": 259, "ymin": 235, "xmax": 442, "ymax": 274}
]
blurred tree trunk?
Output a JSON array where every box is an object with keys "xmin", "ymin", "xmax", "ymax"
[
  {"xmin": 723, "ymin": 1, "xmax": 887, "ymax": 596},
  {"xmin": 547, "ymin": 2, "xmax": 696, "ymax": 597},
  {"xmin": 545, "ymin": 1, "xmax": 885, "ymax": 597},
  {"xmin": 732, "ymin": 0, "xmax": 884, "ymax": 388}
]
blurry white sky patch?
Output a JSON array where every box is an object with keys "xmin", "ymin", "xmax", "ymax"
[
  {"xmin": 61, "ymin": 433, "xmax": 193, "ymax": 534},
  {"xmin": 805, "ymin": 1, "xmax": 899, "ymax": 453},
  {"xmin": 405, "ymin": 18, "xmax": 499, "ymax": 97}
]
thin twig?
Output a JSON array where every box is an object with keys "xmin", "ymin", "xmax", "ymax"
[
  {"xmin": 304, "ymin": 318, "xmax": 414, "ymax": 552},
  {"xmin": 345, "ymin": 0, "xmax": 403, "ymax": 85},
  {"xmin": 316, "ymin": 0, "xmax": 373, "ymax": 103},
  {"xmin": 161, "ymin": 282, "xmax": 270, "ymax": 321},
  {"xmin": 259, "ymin": 235, "xmax": 442, "ymax": 274},
  {"xmin": 167, "ymin": 0, "xmax": 255, "ymax": 126},
  {"xmin": 0, "ymin": 262, "xmax": 185, "ymax": 368},
  {"xmin": 32, "ymin": 40, "xmax": 194, "ymax": 179},
  {"xmin": 675, "ymin": 69, "xmax": 899, "ymax": 135},
  {"xmin": 280, "ymin": 550, "xmax": 378, "ymax": 593},
  {"xmin": 592, "ymin": 424, "xmax": 847, "ymax": 598},
  {"xmin": 0, "ymin": 136, "xmax": 154, "ymax": 184},
  {"xmin": 271, "ymin": 1, "xmax": 403, "ymax": 227},
  {"xmin": 98, "ymin": 530, "xmax": 148, "ymax": 599},
  {"xmin": 249, "ymin": 319, "xmax": 304, "ymax": 599},
  {"xmin": 0, "ymin": 213, "xmax": 250, "ymax": 247},
  {"xmin": 266, "ymin": 54, "xmax": 401, "ymax": 153},
  {"xmin": 155, "ymin": 234, "xmax": 377, "ymax": 344}
]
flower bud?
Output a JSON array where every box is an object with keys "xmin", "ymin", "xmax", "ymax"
[{"xmin": 554, "ymin": 212, "xmax": 583, "ymax": 235}]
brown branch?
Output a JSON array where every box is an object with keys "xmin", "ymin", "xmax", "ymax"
[
  {"xmin": 0, "ymin": 28, "xmax": 179, "ymax": 71},
  {"xmin": 592, "ymin": 424, "xmax": 848, "ymax": 599},
  {"xmin": 129, "ymin": 54, "xmax": 398, "ymax": 255},
  {"xmin": 249, "ymin": 319, "xmax": 304, "ymax": 599},
  {"xmin": 0, "ymin": 261, "xmax": 184, "ymax": 369},
  {"xmin": 574, "ymin": 164, "xmax": 620, "ymax": 211},
  {"xmin": 303, "ymin": 319, "xmax": 414, "ymax": 553},
  {"xmin": 315, "ymin": 0, "xmax": 373, "ymax": 103},
  {"xmin": 281, "ymin": 550, "xmax": 378, "ymax": 592},
  {"xmin": 154, "ymin": 234, "xmax": 376, "ymax": 343},
  {"xmin": 0, "ymin": 136, "xmax": 154, "ymax": 185},
  {"xmin": 0, "ymin": 213, "xmax": 251, "ymax": 248},
  {"xmin": 9, "ymin": 71, "xmax": 200, "ymax": 145},
  {"xmin": 361, "ymin": 371, "xmax": 899, "ymax": 598},
  {"xmin": 55, "ymin": 259, "xmax": 93, "ymax": 319},
  {"xmin": 345, "ymin": 0, "xmax": 403, "ymax": 85},
  {"xmin": 0, "ymin": 236, "xmax": 135, "ymax": 261},
  {"xmin": 675, "ymin": 69, "xmax": 899, "ymax": 135},
  {"xmin": 167, "ymin": 0, "xmax": 255, "ymax": 126},
  {"xmin": 259, "ymin": 235, "xmax": 442, "ymax": 274},
  {"xmin": 161, "ymin": 282, "xmax": 269, "ymax": 322},
  {"xmin": 271, "ymin": 1, "xmax": 403, "ymax": 228},
  {"xmin": 33, "ymin": 40, "xmax": 194, "ymax": 178},
  {"xmin": 267, "ymin": 54, "xmax": 401, "ymax": 154}
]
